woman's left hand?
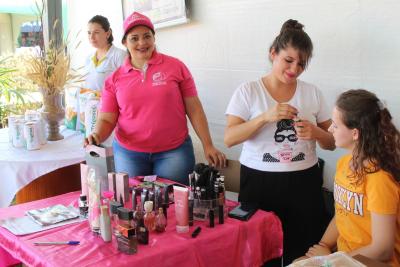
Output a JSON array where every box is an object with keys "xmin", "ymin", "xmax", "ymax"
[
  {"xmin": 294, "ymin": 119, "xmax": 317, "ymax": 140},
  {"xmin": 203, "ymin": 145, "xmax": 227, "ymax": 169},
  {"xmin": 305, "ymin": 244, "xmax": 331, "ymax": 257}
]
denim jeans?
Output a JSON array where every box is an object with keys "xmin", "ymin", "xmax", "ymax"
[{"xmin": 113, "ymin": 136, "xmax": 195, "ymax": 185}]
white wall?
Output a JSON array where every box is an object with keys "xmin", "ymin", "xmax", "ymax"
[
  {"xmin": 69, "ymin": 0, "xmax": 400, "ymax": 190},
  {"xmin": 66, "ymin": 0, "xmax": 125, "ymax": 69}
]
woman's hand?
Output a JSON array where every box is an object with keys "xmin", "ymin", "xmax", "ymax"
[
  {"xmin": 305, "ymin": 243, "xmax": 331, "ymax": 257},
  {"xmin": 203, "ymin": 144, "xmax": 227, "ymax": 169},
  {"xmin": 264, "ymin": 103, "xmax": 298, "ymax": 123},
  {"xmin": 294, "ymin": 119, "xmax": 317, "ymax": 140},
  {"xmin": 84, "ymin": 132, "xmax": 100, "ymax": 147}
]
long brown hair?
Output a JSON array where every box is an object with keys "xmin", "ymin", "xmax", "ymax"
[
  {"xmin": 336, "ymin": 89, "xmax": 400, "ymax": 183},
  {"xmin": 270, "ymin": 19, "xmax": 313, "ymax": 68}
]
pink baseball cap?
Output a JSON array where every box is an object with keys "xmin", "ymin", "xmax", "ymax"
[{"xmin": 123, "ymin": 12, "xmax": 155, "ymax": 37}]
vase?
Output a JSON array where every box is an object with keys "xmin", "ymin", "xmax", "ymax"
[{"xmin": 40, "ymin": 90, "xmax": 65, "ymax": 141}]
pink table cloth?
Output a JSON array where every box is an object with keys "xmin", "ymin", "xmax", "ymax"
[{"xmin": 0, "ymin": 191, "xmax": 283, "ymax": 267}]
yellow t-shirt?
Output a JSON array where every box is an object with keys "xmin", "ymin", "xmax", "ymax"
[{"xmin": 334, "ymin": 154, "xmax": 400, "ymax": 266}]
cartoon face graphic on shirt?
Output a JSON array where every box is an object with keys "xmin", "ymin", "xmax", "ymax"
[{"xmin": 263, "ymin": 119, "xmax": 305, "ymax": 163}]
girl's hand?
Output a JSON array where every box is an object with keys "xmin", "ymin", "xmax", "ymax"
[
  {"xmin": 264, "ymin": 103, "xmax": 298, "ymax": 123},
  {"xmin": 305, "ymin": 244, "xmax": 331, "ymax": 257},
  {"xmin": 294, "ymin": 119, "xmax": 317, "ymax": 140}
]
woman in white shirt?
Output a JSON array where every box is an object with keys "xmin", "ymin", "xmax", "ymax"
[
  {"xmin": 85, "ymin": 15, "xmax": 126, "ymax": 91},
  {"xmin": 225, "ymin": 19, "xmax": 335, "ymax": 266}
]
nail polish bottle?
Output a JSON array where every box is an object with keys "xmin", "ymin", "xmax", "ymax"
[
  {"xmin": 155, "ymin": 207, "xmax": 167, "ymax": 232},
  {"xmin": 143, "ymin": 201, "xmax": 155, "ymax": 232}
]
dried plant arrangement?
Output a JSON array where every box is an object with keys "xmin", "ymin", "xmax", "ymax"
[{"xmin": 19, "ymin": 1, "xmax": 84, "ymax": 96}]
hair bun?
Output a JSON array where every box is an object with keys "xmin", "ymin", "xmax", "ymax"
[{"xmin": 280, "ymin": 19, "xmax": 304, "ymax": 33}]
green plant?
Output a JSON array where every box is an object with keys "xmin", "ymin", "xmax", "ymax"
[{"xmin": 0, "ymin": 56, "xmax": 39, "ymax": 128}]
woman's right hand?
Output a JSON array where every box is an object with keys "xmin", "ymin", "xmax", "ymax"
[
  {"xmin": 84, "ymin": 132, "xmax": 100, "ymax": 147},
  {"xmin": 264, "ymin": 103, "xmax": 298, "ymax": 122}
]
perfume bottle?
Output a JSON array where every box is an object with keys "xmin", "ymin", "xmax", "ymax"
[
  {"xmin": 109, "ymin": 201, "xmax": 123, "ymax": 224},
  {"xmin": 137, "ymin": 217, "xmax": 149, "ymax": 245},
  {"xmin": 116, "ymin": 227, "xmax": 137, "ymax": 254},
  {"xmin": 143, "ymin": 201, "xmax": 155, "ymax": 231},
  {"xmin": 117, "ymin": 207, "xmax": 134, "ymax": 229},
  {"xmin": 155, "ymin": 208, "xmax": 167, "ymax": 232}
]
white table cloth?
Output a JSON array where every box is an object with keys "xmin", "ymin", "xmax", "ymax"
[{"xmin": 0, "ymin": 127, "xmax": 85, "ymax": 208}]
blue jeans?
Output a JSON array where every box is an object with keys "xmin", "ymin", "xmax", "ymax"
[{"xmin": 113, "ymin": 136, "xmax": 195, "ymax": 185}]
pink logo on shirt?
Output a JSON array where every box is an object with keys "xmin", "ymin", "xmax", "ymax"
[{"xmin": 152, "ymin": 72, "xmax": 167, "ymax": 86}]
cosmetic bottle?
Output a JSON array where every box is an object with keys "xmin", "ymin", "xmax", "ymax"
[
  {"xmin": 148, "ymin": 190, "xmax": 155, "ymax": 209},
  {"xmin": 117, "ymin": 228, "xmax": 137, "ymax": 254},
  {"xmin": 219, "ymin": 176, "xmax": 225, "ymax": 205},
  {"xmin": 143, "ymin": 201, "xmax": 155, "ymax": 231},
  {"xmin": 188, "ymin": 190, "xmax": 194, "ymax": 226},
  {"xmin": 100, "ymin": 205, "xmax": 112, "ymax": 242},
  {"xmin": 208, "ymin": 209, "xmax": 215, "ymax": 228},
  {"xmin": 218, "ymin": 205, "xmax": 224, "ymax": 224},
  {"xmin": 109, "ymin": 201, "xmax": 123, "ymax": 225},
  {"xmin": 155, "ymin": 207, "xmax": 167, "ymax": 232},
  {"xmin": 131, "ymin": 189, "xmax": 137, "ymax": 211},
  {"xmin": 137, "ymin": 217, "xmax": 149, "ymax": 245},
  {"xmin": 79, "ymin": 195, "xmax": 88, "ymax": 219},
  {"xmin": 117, "ymin": 207, "xmax": 134, "ymax": 229},
  {"xmin": 141, "ymin": 189, "xmax": 148, "ymax": 211},
  {"xmin": 154, "ymin": 186, "xmax": 161, "ymax": 210}
]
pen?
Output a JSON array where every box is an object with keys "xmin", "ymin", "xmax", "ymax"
[{"xmin": 33, "ymin": 241, "xmax": 80, "ymax": 246}]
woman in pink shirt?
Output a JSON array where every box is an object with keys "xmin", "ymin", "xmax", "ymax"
[{"xmin": 85, "ymin": 12, "xmax": 225, "ymax": 184}]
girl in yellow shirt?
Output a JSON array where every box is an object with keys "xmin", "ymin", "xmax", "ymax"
[{"xmin": 304, "ymin": 89, "xmax": 400, "ymax": 266}]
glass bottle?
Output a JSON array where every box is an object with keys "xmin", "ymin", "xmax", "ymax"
[
  {"xmin": 143, "ymin": 201, "xmax": 155, "ymax": 232},
  {"xmin": 155, "ymin": 207, "xmax": 167, "ymax": 232},
  {"xmin": 117, "ymin": 228, "xmax": 138, "ymax": 254},
  {"xmin": 79, "ymin": 195, "xmax": 88, "ymax": 219},
  {"xmin": 137, "ymin": 217, "xmax": 149, "ymax": 245}
]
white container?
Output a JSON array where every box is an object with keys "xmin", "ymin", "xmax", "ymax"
[
  {"xmin": 8, "ymin": 115, "xmax": 23, "ymax": 143},
  {"xmin": 84, "ymin": 98, "xmax": 99, "ymax": 137},
  {"xmin": 12, "ymin": 119, "xmax": 25, "ymax": 148},
  {"xmin": 24, "ymin": 121, "xmax": 41, "ymax": 150},
  {"xmin": 100, "ymin": 205, "xmax": 112, "ymax": 242}
]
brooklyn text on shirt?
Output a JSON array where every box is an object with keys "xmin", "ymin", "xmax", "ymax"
[
  {"xmin": 152, "ymin": 71, "xmax": 167, "ymax": 86},
  {"xmin": 334, "ymin": 182, "xmax": 364, "ymax": 216}
]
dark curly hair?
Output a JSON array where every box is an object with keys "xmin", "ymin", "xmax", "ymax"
[
  {"xmin": 270, "ymin": 19, "xmax": 313, "ymax": 69},
  {"xmin": 336, "ymin": 89, "xmax": 400, "ymax": 184}
]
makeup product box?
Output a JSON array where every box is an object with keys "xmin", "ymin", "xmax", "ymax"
[
  {"xmin": 85, "ymin": 144, "xmax": 115, "ymax": 182},
  {"xmin": 116, "ymin": 172, "xmax": 129, "ymax": 204}
]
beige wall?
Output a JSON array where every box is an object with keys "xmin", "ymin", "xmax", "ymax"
[
  {"xmin": 0, "ymin": 13, "xmax": 38, "ymax": 55},
  {"xmin": 0, "ymin": 13, "xmax": 13, "ymax": 55}
]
